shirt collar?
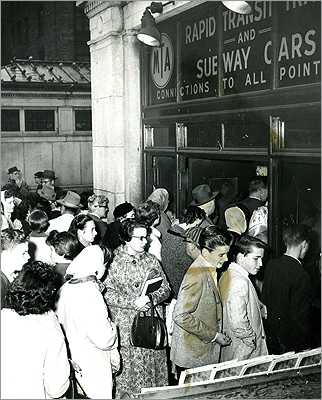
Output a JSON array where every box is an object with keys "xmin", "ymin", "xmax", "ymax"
[{"xmin": 284, "ymin": 253, "xmax": 302, "ymax": 265}]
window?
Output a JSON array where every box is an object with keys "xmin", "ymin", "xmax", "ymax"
[
  {"xmin": 25, "ymin": 110, "xmax": 55, "ymax": 131},
  {"xmin": 1, "ymin": 110, "xmax": 20, "ymax": 131},
  {"xmin": 38, "ymin": 7, "xmax": 44, "ymax": 37},
  {"xmin": 75, "ymin": 110, "xmax": 92, "ymax": 131}
]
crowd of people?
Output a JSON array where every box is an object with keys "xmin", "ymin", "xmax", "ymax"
[{"xmin": 1, "ymin": 166, "xmax": 320, "ymax": 399}]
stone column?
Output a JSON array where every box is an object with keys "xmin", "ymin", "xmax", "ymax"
[{"xmin": 84, "ymin": 1, "xmax": 142, "ymax": 220}]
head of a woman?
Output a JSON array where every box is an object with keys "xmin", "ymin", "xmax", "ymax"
[
  {"xmin": 136, "ymin": 200, "xmax": 160, "ymax": 228},
  {"xmin": 65, "ymin": 244, "xmax": 112, "ymax": 279},
  {"xmin": 46, "ymin": 230, "xmax": 80, "ymax": 264},
  {"xmin": 119, "ymin": 218, "xmax": 148, "ymax": 255},
  {"xmin": 147, "ymin": 188, "xmax": 169, "ymax": 212},
  {"xmin": 199, "ymin": 225, "xmax": 233, "ymax": 268},
  {"xmin": 1, "ymin": 189, "xmax": 15, "ymax": 215},
  {"xmin": 1, "ymin": 228, "xmax": 30, "ymax": 282},
  {"xmin": 180, "ymin": 206, "xmax": 206, "ymax": 227},
  {"xmin": 68, "ymin": 214, "xmax": 97, "ymax": 246},
  {"xmin": 28, "ymin": 209, "xmax": 49, "ymax": 234},
  {"xmin": 6, "ymin": 261, "xmax": 57, "ymax": 315}
]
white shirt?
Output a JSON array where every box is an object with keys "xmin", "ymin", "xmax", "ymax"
[
  {"xmin": 1, "ymin": 309, "xmax": 70, "ymax": 399},
  {"xmin": 47, "ymin": 213, "xmax": 75, "ymax": 233}
]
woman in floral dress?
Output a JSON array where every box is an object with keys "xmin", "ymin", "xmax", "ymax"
[{"xmin": 103, "ymin": 218, "xmax": 171, "ymax": 399}]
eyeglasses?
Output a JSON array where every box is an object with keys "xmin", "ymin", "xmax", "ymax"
[
  {"xmin": 132, "ymin": 235, "xmax": 147, "ymax": 241},
  {"xmin": 94, "ymin": 204, "xmax": 108, "ymax": 209}
]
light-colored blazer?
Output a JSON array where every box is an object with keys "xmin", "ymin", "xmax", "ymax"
[
  {"xmin": 219, "ymin": 262, "xmax": 268, "ymax": 362},
  {"xmin": 170, "ymin": 254, "xmax": 223, "ymax": 369}
]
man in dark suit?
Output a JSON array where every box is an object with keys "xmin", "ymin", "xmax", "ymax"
[{"xmin": 261, "ymin": 224, "xmax": 312, "ymax": 354}]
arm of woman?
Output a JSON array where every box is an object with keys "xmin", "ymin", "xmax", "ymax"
[
  {"xmin": 148, "ymin": 256, "xmax": 171, "ymax": 306},
  {"xmin": 103, "ymin": 262, "xmax": 138, "ymax": 310}
]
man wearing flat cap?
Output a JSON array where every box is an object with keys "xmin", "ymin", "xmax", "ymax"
[
  {"xmin": 190, "ymin": 184, "xmax": 219, "ymax": 227},
  {"xmin": 33, "ymin": 171, "xmax": 43, "ymax": 191},
  {"xmin": 47, "ymin": 191, "xmax": 82, "ymax": 233},
  {"xmin": 3, "ymin": 166, "xmax": 30, "ymax": 202}
]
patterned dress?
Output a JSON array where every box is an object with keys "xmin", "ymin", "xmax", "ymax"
[{"xmin": 103, "ymin": 244, "xmax": 171, "ymax": 399}]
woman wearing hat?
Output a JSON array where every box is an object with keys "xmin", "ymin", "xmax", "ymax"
[
  {"xmin": 101, "ymin": 201, "xmax": 135, "ymax": 252},
  {"xmin": 55, "ymin": 245, "xmax": 120, "ymax": 399}
]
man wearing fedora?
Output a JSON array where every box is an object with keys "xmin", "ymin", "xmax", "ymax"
[
  {"xmin": 190, "ymin": 184, "xmax": 219, "ymax": 227},
  {"xmin": 4, "ymin": 166, "xmax": 30, "ymax": 202},
  {"xmin": 41, "ymin": 170, "xmax": 61, "ymax": 193},
  {"xmin": 47, "ymin": 191, "xmax": 82, "ymax": 233}
]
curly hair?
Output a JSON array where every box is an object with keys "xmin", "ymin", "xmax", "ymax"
[
  {"xmin": 179, "ymin": 206, "xmax": 206, "ymax": 224},
  {"xmin": 46, "ymin": 230, "xmax": 80, "ymax": 260},
  {"xmin": 136, "ymin": 200, "xmax": 160, "ymax": 227},
  {"xmin": 6, "ymin": 261, "xmax": 57, "ymax": 315},
  {"xmin": 1, "ymin": 228, "xmax": 28, "ymax": 252}
]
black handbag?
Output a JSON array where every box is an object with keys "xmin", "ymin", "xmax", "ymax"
[{"xmin": 130, "ymin": 295, "xmax": 168, "ymax": 350}]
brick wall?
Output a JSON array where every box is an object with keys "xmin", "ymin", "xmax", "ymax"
[{"xmin": 1, "ymin": 1, "xmax": 89, "ymax": 64}]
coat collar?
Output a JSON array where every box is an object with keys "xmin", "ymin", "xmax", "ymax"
[{"xmin": 228, "ymin": 262, "xmax": 249, "ymax": 279}]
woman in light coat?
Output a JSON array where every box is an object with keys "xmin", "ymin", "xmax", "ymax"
[{"xmin": 55, "ymin": 245, "xmax": 120, "ymax": 399}]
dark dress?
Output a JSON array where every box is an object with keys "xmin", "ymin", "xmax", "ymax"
[
  {"xmin": 101, "ymin": 220, "xmax": 122, "ymax": 252},
  {"xmin": 1, "ymin": 271, "xmax": 10, "ymax": 309},
  {"xmin": 103, "ymin": 245, "xmax": 171, "ymax": 398},
  {"xmin": 261, "ymin": 254, "xmax": 312, "ymax": 354},
  {"xmin": 161, "ymin": 225, "xmax": 192, "ymax": 299}
]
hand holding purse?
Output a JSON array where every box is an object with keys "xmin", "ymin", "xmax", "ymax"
[{"xmin": 130, "ymin": 294, "xmax": 168, "ymax": 350}]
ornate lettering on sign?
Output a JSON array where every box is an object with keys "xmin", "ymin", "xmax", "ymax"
[{"xmin": 150, "ymin": 33, "xmax": 174, "ymax": 89}]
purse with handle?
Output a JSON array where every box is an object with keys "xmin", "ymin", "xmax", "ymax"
[{"xmin": 130, "ymin": 294, "xmax": 168, "ymax": 350}]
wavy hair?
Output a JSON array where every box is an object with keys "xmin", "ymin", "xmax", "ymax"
[
  {"xmin": 199, "ymin": 225, "xmax": 233, "ymax": 251},
  {"xmin": 46, "ymin": 230, "xmax": 80, "ymax": 260},
  {"xmin": 6, "ymin": 261, "xmax": 57, "ymax": 315}
]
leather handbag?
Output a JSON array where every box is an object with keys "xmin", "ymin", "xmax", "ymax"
[{"xmin": 130, "ymin": 295, "xmax": 168, "ymax": 350}]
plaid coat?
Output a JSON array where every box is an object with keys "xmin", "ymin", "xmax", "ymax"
[{"xmin": 219, "ymin": 262, "xmax": 268, "ymax": 362}]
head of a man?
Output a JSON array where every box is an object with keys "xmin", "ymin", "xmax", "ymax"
[
  {"xmin": 8, "ymin": 166, "xmax": 21, "ymax": 182},
  {"xmin": 249, "ymin": 176, "xmax": 268, "ymax": 203},
  {"xmin": 1, "ymin": 229, "xmax": 30, "ymax": 282},
  {"xmin": 190, "ymin": 184, "xmax": 218, "ymax": 217},
  {"xmin": 34, "ymin": 171, "xmax": 43, "ymax": 186},
  {"xmin": 234, "ymin": 236, "xmax": 266, "ymax": 275},
  {"xmin": 88, "ymin": 194, "xmax": 109, "ymax": 219},
  {"xmin": 283, "ymin": 223, "xmax": 311, "ymax": 259},
  {"xmin": 199, "ymin": 225, "xmax": 233, "ymax": 268},
  {"xmin": 185, "ymin": 226, "xmax": 203, "ymax": 260}
]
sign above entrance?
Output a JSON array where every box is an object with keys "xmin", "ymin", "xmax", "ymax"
[{"xmin": 147, "ymin": 1, "xmax": 321, "ymax": 105}]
